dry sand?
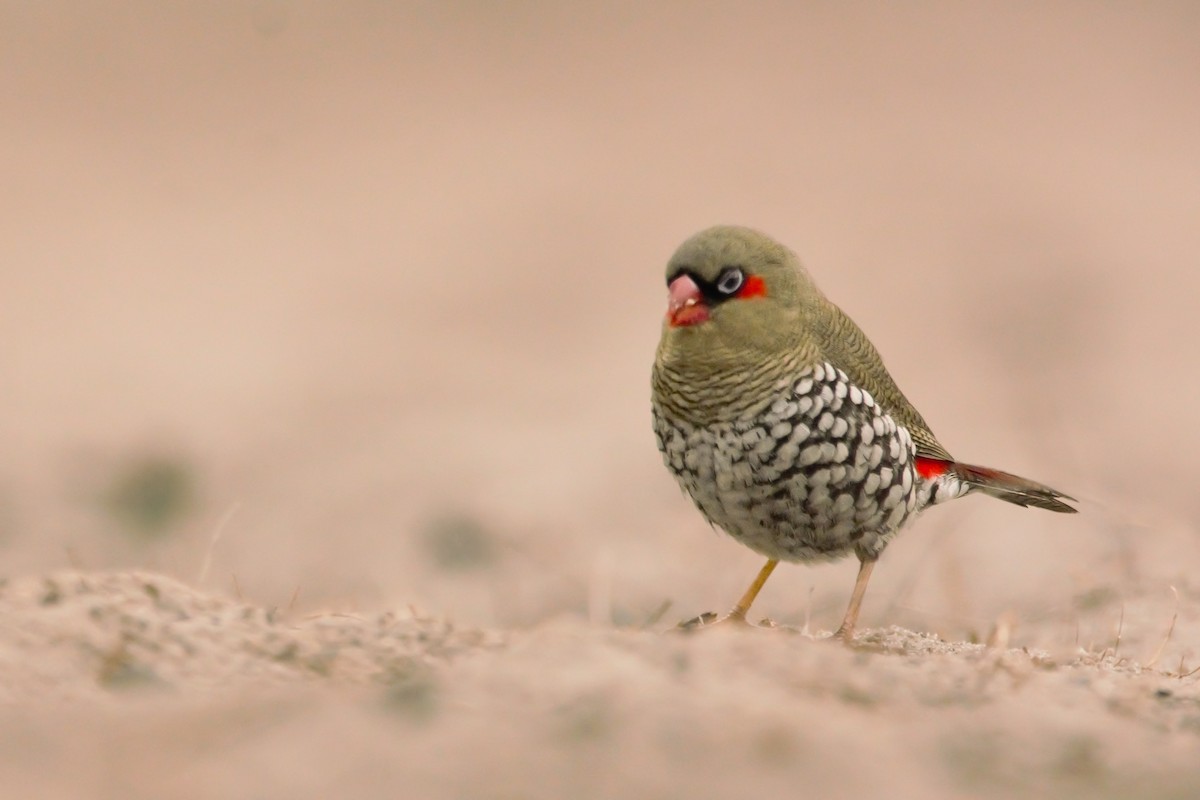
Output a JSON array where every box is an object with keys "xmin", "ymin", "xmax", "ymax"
[
  {"xmin": 2, "ymin": 570, "xmax": 1198, "ymax": 799},
  {"xmin": 3, "ymin": 4, "xmax": 1199, "ymax": 798}
]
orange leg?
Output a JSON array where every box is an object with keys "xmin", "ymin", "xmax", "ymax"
[
  {"xmin": 680, "ymin": 559, "xmax": 779, "ymax": 630},
  {"xmin": 832, "ymin": 557, "xmax": 876, "ymax": 640}
]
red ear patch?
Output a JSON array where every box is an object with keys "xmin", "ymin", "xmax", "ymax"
[{"xmin": 738, "ymin": 275, "xmax": 767, "ymax": 299}]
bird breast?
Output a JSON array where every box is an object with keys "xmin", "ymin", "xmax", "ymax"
[{"xmin": 652, "ymin": 362, "xmax": 925, "ymax": 562}]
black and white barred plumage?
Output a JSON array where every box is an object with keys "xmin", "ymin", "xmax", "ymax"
[{"xmin": 653, "ymin": 362, "xmax": 966, "ymax": 564}]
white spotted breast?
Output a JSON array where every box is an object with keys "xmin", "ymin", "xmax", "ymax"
[{"xmin": 652, "ymin": 362, "xmax": 927, "ymax": 562}]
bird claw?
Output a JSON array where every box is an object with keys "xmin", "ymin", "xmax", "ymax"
[
  {"xmin": 676, "ymin": 611, "xmax": 780, "ymax": 631},
  {"xmin": 677, "ymin": 611, "xmax": 721, "ymax": 630}
]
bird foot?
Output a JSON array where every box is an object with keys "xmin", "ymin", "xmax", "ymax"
[
  {"xmin": 828, "ymin": 626, "xmax": 875, "ymax": 648},
  {"xmin": 676, "ymin": 611, "xmax": 780, "ymax": 632},
  {"xmin": 830, "ymin": 626, "xmax": 855, "ymax": 642}
]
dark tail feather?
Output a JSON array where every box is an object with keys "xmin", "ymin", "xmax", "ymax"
[{"xmin": 953, "ymin": 462, "xmax": 1078, "ymax": 513}]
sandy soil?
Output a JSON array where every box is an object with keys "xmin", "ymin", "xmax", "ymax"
[
  {"xmin": 2, "ymin": 570, "xmax": 1199, "ymax": 799},
  {"xmin": 3, "ymin": 4, "xmax": 1199, "ymax": 798}
]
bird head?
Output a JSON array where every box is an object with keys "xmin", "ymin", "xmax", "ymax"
[{"xmin": 658, "ymin": 226, "xmax": 817, "ymax": 369}]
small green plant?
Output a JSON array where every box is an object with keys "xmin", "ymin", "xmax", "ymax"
[
  {"xmin": 105, "ymin": 455, "xmax": 195, "ymax": 539},
  {"xmin": 419, "ymin": 513, "xmax": 496, "ymax": 570}
]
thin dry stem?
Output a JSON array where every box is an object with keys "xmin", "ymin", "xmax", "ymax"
[
  {"xmin": 1144, "ymin": 586, "xmax": 1179, "ymax": 670},
  {"xmin": 197, "ymin": 502, "xmax": 242, "ymax": 587},
  {"xmin": 1113, "ymin": 602, "xmax": 1124, "ymax": 658}
]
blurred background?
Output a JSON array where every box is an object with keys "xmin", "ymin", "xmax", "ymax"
[{"xmin": 2, "ymin": 1, "xmax": 1197, "ymax": 645}]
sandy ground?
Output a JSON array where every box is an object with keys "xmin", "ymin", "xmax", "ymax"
[
  {"xmin": 3, "ymin": 570, "xmax": 1199, "ymax": 799},
  {"xmin": 3, "ymin": 3, "xmax": 1200, "ymax": 798}
]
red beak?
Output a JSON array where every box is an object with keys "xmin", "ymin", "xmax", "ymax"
[{"xmin": 666, "ymin": 274, "xmax": 709, "ymax": 327}]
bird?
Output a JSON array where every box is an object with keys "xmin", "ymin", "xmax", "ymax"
[{"xmin": 651, "ymin": 225, "xmax": 1076, "ymax": 639}]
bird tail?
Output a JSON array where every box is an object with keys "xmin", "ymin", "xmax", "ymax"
[{"xmin": 917, "ymin": 457, "xmax": 1077, "ymax": 513}]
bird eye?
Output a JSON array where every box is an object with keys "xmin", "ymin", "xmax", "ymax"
[{"xmin": 716, "ymin": 267, "xmax": 745, "ymax": 296}]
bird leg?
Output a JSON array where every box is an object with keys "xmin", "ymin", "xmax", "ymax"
[
  {"xmin": 832, "ymin": 557, "xmax": 877, "ymax": 640},
  {"xmin": 678, "ymin": 559, "xmax": 779, "ymax": 630}
]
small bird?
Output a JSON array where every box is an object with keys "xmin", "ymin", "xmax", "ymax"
[{"xmin": 651, "ymin": 225, "xmax": 1076, "ymax": 639}]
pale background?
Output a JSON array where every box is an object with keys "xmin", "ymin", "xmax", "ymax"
[{"xmin": 2, "ymin": 3, "xmax": 1199, "ymax": 796}]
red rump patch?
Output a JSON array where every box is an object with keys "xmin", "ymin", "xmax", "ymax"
[
  {"xmin": 915, "ymin": 457, "xmax": 950, "ymax": 480},
  {"xmin": 738, "ymin": 274, "xmax": 767, "ymax": 299}
]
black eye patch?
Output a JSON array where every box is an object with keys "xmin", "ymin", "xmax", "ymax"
[{"xmin": 666, "ymin": 266, "xmax": 748, "ymax": 303}]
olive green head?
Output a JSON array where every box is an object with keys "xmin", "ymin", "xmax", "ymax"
[{"xmin": 657, "ymin": 225, "xmax": 822, "ymax": 370}]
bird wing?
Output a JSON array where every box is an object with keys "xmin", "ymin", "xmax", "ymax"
[{"xmin": 811, "ymin": 299, "xmax": 955, "ymax": 462}]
